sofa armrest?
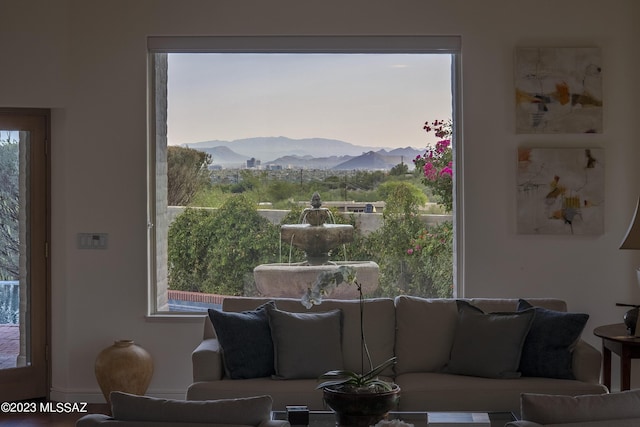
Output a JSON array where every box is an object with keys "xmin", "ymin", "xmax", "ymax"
[
  {"xmin": 572, "ymin": 339, "xmax": 602, "ymax": 384},
  {"xmin": 192, "ymin": 338, "xmax": 223, "ymax": 381},
  {"xmin": 505, "ymin": 422, "xmax": 543, "ymax": 427},
  {"xmin": 259, "ymin": 421, "xmax": 291, "ymax": 427},
  {"xmin": 76, "ymin": 414, "xmax": 110, "ymax": 426}
]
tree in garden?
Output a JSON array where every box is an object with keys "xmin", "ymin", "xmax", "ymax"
[
  {"xmin": 365, "ymin": 181, "xmax": 426, "ymax": 297},
  {"xmin": 376, "ymin": 181, "xmax": 427, "ymax": 218},
  {"xmin": 389, "ymin": 162, "xmax": 409, "ymax": 176},
  {"xmin": 405, "ymin": 221, "xmax": 454, "ymax": 298},
  {"xmin": 267, "ymin": 180, "xmax": 297, "ymax": 204},
  {"xmin": 406, "ymin": 118, "xmax": 454, "ymax": 297},
  {"xmin": 167, "ymin": 145, "xmax": 212, "ymax": 206},
  {"xmin": 167, "ymin": 207, "xmax": 217, "ymax": 293},
  {"xmin": 167, "ymin": 195, "xmax": 280, "ymax": 295},
  {"xmin": 0, "ymin": 134, "xmax": 19, "ymax": 280}
]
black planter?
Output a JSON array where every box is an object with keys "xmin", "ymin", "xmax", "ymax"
[{"xmin": 323, "ymin": 385, "xmax": 401, "ymax": 427}]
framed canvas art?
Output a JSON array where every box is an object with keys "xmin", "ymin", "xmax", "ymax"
[
  {"xmin": 515, "ymin": 47, "xmax": 602, "ymax": 134},
  {"xmin": 517, "ymin": 147, "xmax": 604, "ymax": 235}
]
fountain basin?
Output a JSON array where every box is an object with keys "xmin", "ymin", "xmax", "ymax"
[
  {"xmin": 280, "ymin": 223, "xmax": 354, "ymax": 265},
  {"xmin": 253, "ymin": 261, "xmax": 379, "ymax": 299}
]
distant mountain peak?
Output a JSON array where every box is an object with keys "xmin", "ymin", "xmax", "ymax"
[{"xmin": 184, "ymin": 136, "xmax": 422, "ymax": 170}]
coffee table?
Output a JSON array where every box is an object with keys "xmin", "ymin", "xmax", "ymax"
[{"xmin": 271, "ymin": 410, "xmax": 516, "ymax": 426}]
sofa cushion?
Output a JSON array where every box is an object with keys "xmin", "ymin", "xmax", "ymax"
[
  {"xmin": 517, "ymin": 299, "xmax": 589, "ymax": 379},
  {"xmin": 394, "ymin": 371, "xmax": 608, "ymax": 414},
  {"xmin": 521, "ymin": 390, "xmax": 640, "ymax": 424},
  {"xmin": 303, "ymin": 298, "xmax": 396, "ymax": 376},
  {"xmin": 266, "ymin": 304, "xmax": 343, "ymax": 379},
  {"xmin": 394, "ymin": 296, "xmax": 459, "ymax": 374},
  {"xmin": 208, "ymin": 301, "xmax": 275, "ymax": 379},
  {"xmin": 445, "ymin": 300, "xmax": 535, "ymax": 379},
  {"xmin": 110, "ymin": 392, "xmax": 272, "ymax": 424}
]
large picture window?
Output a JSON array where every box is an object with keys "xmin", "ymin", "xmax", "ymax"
[{"xmin": 148, "ymin": 36, "xmax": 461, "ymax": 314}]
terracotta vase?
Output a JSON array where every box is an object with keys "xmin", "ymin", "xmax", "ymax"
[
  {"xmin": 95, "ymin": 340, "xmax": 153, "ymax": 403},
  {"xmin": 323, "ymin": 385, "xmax": 401, "ymax": 427}
]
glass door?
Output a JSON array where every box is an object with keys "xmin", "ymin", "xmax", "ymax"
[{"xmin": 0, "ymin": 109, "xmax": 49, "ymax": 401}]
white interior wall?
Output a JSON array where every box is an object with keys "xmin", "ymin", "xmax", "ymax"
[{"xmin": 1, "ymin": 0, "xmax": 639, "ymax": 401}]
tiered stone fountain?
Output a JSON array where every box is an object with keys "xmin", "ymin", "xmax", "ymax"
[{"xmin": 253, "ymin": 193, "xmax": 379, "ymax": 298}]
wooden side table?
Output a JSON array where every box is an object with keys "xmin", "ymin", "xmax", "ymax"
[{"xmin": 593, "ymin": 323, "xmax": 640, "ymax": 391}]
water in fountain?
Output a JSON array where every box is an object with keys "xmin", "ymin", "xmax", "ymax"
[{"xmin": 254, "ymin": 193, "xmax": 379, "ymax": 299}]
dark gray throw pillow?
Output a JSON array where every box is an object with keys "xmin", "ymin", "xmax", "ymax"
[
  {"xmin": 266, "ymin": 304, "xmax": 343, "ymax": 379},
  {"xmin": 517, "ymin": 299, "xmax": 589, "ymax": 379},
  {"xmin": 445, "ymin": 300, "xmax": 535, "ymax": 379},
  {"xmin": 208, "ymin": 301, "xmax": 276, "ymax": 379}
]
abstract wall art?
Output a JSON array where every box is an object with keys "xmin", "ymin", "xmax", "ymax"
[
  {"xmin": 517, "ymin": 147, "xmax": 604, "ymax": 235},
  {"xmin": 515, "ymin": 47, "xmax": 602, "ymax": 134}
]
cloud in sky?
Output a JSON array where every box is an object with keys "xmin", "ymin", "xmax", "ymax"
[{"xmin": 167, "ymin": 53, "xmax": 452, "ymax": 149}]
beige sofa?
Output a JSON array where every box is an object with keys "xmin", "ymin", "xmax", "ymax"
[
  {"xmin": 187, "ymin": 296, "xmax": 608, "ymax": 415},
  {"xmin": 505, "ymin": 390, "xmax": 640, "ymax": 426}
]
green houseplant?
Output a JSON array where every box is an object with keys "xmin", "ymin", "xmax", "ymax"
[{"xmin": 302, "ymin": 266, "xmax": 400, "ymax": 426}]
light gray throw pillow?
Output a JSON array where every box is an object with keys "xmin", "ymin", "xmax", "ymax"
[
  {"xmin": 521, "ymin": 390, "xmax": 640, "ymax": 424},
  {"xmin": 266, "ymin": 304, "xmax": 343, "ymax": 379},
  {"xmin": 445, "ymin": 300, "xmax": 534, "ymax": 378},
  {"xmin": 110, "ymin": 392, "xmax": 272, "ymax": 424}
]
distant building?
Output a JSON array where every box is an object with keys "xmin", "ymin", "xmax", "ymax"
[{"xmin": 246, "ymin": 157, "xmax": 262, "ymax": 168}]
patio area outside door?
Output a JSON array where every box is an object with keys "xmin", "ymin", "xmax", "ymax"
[{"xmin": 0, "ymin": 109, "xmax": 49, "ymax": 401}]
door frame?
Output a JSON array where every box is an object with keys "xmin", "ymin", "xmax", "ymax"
[{"xmin": 0, "ymin": 108, "xmax": 50, "ymax": 401}]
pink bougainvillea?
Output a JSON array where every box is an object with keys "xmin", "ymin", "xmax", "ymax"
[{"xmin": 413, "ymin": 119, "xmax": 453, "ymax": 212}]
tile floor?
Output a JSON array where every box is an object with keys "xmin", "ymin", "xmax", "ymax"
[{"xmin": 0, "ymin": 324, "xmax": 19, "ymax": 369}]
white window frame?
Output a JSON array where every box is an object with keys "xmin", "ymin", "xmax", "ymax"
[{"xmin": 147, "ymin": 35, "xmax": 463, "ymax": 315}]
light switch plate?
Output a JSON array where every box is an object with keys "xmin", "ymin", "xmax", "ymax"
[{"xmin": 77, "ymin": 233, "xmax": 108, "ymax": 249}]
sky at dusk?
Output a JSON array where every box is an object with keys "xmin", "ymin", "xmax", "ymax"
[{"xmin": 167, "ymin": 53, "xmax": 452, "ymax": 149}]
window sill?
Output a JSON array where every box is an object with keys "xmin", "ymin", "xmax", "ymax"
[{"xmin": 144, "ymin": 313, "xmax": 207, "ymax": 322}]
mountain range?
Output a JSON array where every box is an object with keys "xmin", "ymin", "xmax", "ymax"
[{"xmin": 182, "ymin": 136, "xmax": 423, "ymax": 170}]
